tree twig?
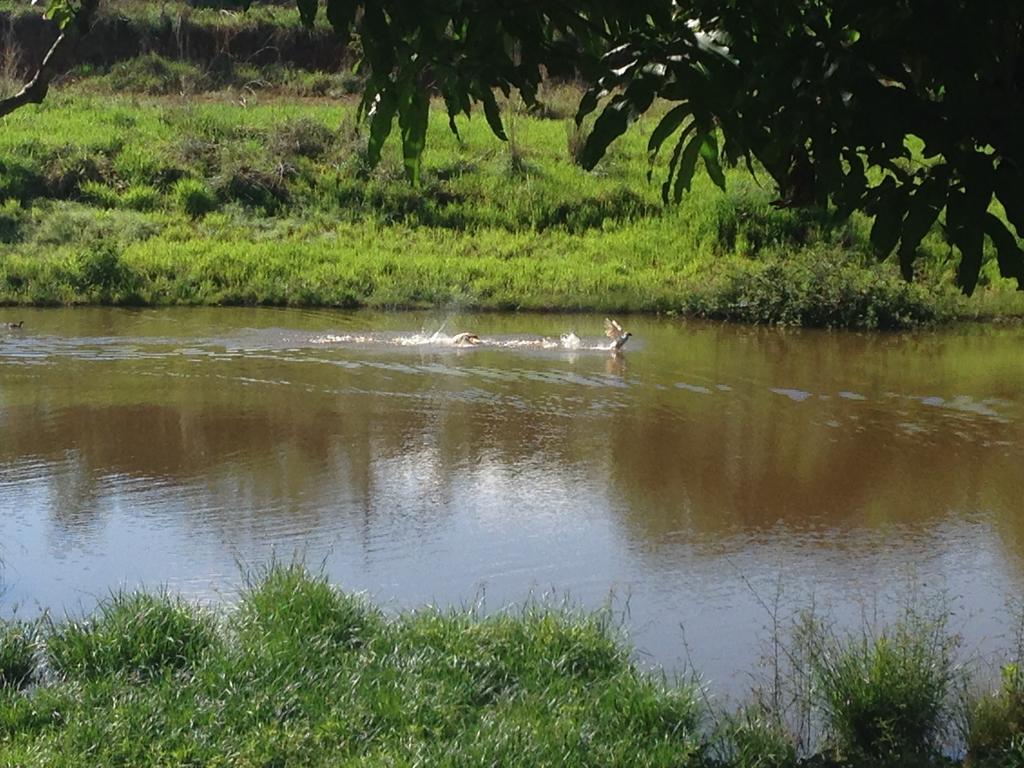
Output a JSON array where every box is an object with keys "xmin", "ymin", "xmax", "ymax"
[{"xmin": 0, "ymin": 0, "xmax": 98, "ymax": 120}]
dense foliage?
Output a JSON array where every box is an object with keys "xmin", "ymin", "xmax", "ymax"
[
  {"xmin": 576, "ymin": 2, "xmax": 1024, "ymax": 295},
  {"xmin": 15, "ymin": 0, "xmax": 1024, "ymax": 298}
]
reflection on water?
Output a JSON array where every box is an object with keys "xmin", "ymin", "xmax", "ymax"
[{"xmin": 1, "ymin": 308, "xmax": 1023, "ymax": 693}]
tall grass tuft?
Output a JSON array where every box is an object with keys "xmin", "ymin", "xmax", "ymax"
[
  {"xmin": 965, "ymin": 618, "xmax": 1024, "ymax": 768},
  {"xmin": 172, "ymin": 177, "xmax": 218, "ymax": 217},
  {"xmin": 965, "ymin": 663, "xmax": 1024, "ymax": 767},
  {"xmin": 801, "ymin": 607, "xmax": 960, "ymax": 766},
  {"xmin": 0, "ymin": 620, "xmax": 36, "ymax": 690},
  {"xmin": 711, "ymin": 705, "xmax": 799, "ymax": 768},
  {"xmin": 72, "ymin": 241, "xmax": 138, "ymax": 303},
  {"xmin": 46, "ymin": 591, "xmax": 218, "ymax": 680},
  {"xmin": 234, "ymin": 563, "xmax": 381, "ymax": 652}
]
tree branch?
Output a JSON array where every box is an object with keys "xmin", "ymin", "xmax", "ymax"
[{"xmin": 0, "ymin": 0, "xmax": 99, "ymax": 120}]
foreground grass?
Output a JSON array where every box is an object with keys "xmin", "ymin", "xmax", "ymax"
[
  {"xmin": 1, "ymin": 567, "xmax": 703, "ymax": 767},
  {"xmin": 2, "ymin": 567, "xmax": 1023, "ymax": 767}
]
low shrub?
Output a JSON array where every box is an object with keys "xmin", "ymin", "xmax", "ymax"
[
  {"xmin": 120, "ymin": 184, "xmax": 161, "ymax": 212},
  {"xmin": 269, "ymin": 118, "xmax": 336, "ymax": 160},
  {"xmin": 46, "ymin": 591, "xmax": 218, "ymax": 680},
  {"xmin": 172, "ymin": 177, "xmax": 218, "ymax": 217},
  {"xmin": 966, "ymin": 663, "xmax": 1024, "ymax": 767},
  {"xmin": 103, "ymin": 53, "xmax": 207, "ymax": 95},
  {"xmin": 234, "ymin": 564, "xmax": 380, "ymax": 653},
  {"xmin": 42, "ymin": 149, "xmax": 108, "ymax": 199},
  {"xmin": 685, "ymin": 246, "xmax": 949, "ymax": 329},
  {"xmin": 806, "ymin": 611, "xmax": 959, "ymax": 767},
  {"xmin": 73, "ymin": 241, "xmax": 134, "ymax": 299},
  {"xmin": 212, "ymin": 162, "xmax": 290, "ymax": 213},
  {"xmin": 78, "ymin": 181, "xmax": 121, "ymax": 209},
  {"xmin": 0, "ymin": 198, "xmax": 27, "ymax": 244},
  {"xmin": 711, "ymin": 706, "xmax": 798, "ymax": 768},
  {"xmin": 0, "ymin": 621, "xmax": 36, "ymax": 690}
]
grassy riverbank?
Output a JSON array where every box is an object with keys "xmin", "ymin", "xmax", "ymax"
[
  {"xmin": 1, "ymin": 566, "xmax": 1022, "ymax": 767},
  {"xmin": 1, "ymin": 9, "xmax": 1023, "ymax": 326}
]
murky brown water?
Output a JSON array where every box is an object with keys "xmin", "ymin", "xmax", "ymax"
[{"xmin": 1, "ymin": 308, "xmax": 1022, "ymax": 692}]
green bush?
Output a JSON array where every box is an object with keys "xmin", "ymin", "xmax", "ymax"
[
  {"xmin": 73, "ymin": 241, "xmax": 133, "ymax": 299},
  {"xmin": 966, "ymin": 663, "xmax": 1024, "ymax": 767},
  {"xmin": 711, "ymin": 706, "xmax": 798, "ymax": 768},
  {"xmin": 172, "ymin": 177, "xmax": 218, "ymax": 218},
  {"xmin": 269, "ymin": 118, "xmax": 337, "ymax": 160},
  {"xmin": 234, "ymin": 564, "xmax": 380, "ymax": 653},
  {"xmin": 685, "ymin": 246, "xmax": 948, "ymax": 329},
  {"xmin": 0, "ymin": 199, "xmax": 27, "ymax": 244},
  {"xmin": 104, "ymin": 53, "xmax": 207, "ymax": 95},
  {"xmin": 78, "ymin": 181, "xmax": 121, "ymax": 209},
  {"xmin": 0, "ymin": 621, "xmax": 36, "ymax": 690},
  {"xmin": 0, "ymin": 159, "xmax": 46, "ymax": 203},
  {"xmin": 120, "ymin": 185, "xmax": 161, "ymax": 212},
  {"xmin": 808, "ymin": 614, "xmax": 958, "ymax": 766},
  {"xmin": 46, "ymin": 591, "xmax": 218, "ymax": 680}
]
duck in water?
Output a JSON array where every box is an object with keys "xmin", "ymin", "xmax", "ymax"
[
  {"xmin": 604, "ymin": 318, "xmax": 631, "ymax": 350},
  {"xmin": 450, "ymin": 332, "xmax": 481, "ymax": 347},
  {"xmin": 4, "ymin": 321, "xmax": 23, "ymax": 329}
]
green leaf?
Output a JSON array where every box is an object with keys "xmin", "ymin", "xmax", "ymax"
[
  {"xmin": 324, "ymin": 0, "xmax": 356, "ymax": 36},
  {"xmin": 674, "ymin": 130, "xmax": 705, "ymax": 203},
  {"xmin": 43, "ymin": 0, "xmax": 75, "ymax": 29},
  {"xmin": 575, "ymin": 87, "xmax": 605, "ymax": 127},
  {"xmin": 661, "ymin": 126, "xmax": 693, "ymax": 204},
  {"xmin": 897, "ymin": 169, "xmax": 949, "ymax": 280},
  {"xmin": 647, "ymin": 103, "xmax": 690, "ymax": 179},
  {"xmin": 478, "ymin": 88, "xmax": 507, "ymax": 142},
  {"xmin": 869, "ymin": 180, "xmax": 906, "ymax": 260},
  {"xmin": 441, "ymin": 91, "xmax": 462, "ymax": 139},
  {"xmin": 984, "ymin": 213, "xmax": 1024, "ymax": 289},
  {"xmin": 833, "ymin": 153, "xmax": 866, "ymax": 220},
  {"xmin": 398, "ymin": 80, "xmax": 429, "ymax": 186},
  {"xmin": 947, "ymin": 189, "xmax": 987, "ymax": 296},
  {"xmin": 581, "ymin": 96, "xmax": 631, "ymax": 170},
  {"xmin": 361, "ymin": 5, "xmax": 393, "ymax": 74},
  {"xmin": 699, "ymin": 133, "xmax": 726, "ymax": 191},
  {"xmin": 296, "ymin": 0, "xmax": 317, "ymax": 29},
  {"xmin": 366, "ymin": 88, "xmax": 398, "ymax": 169},
  {"xmin": 994, "ymin": 163, "xmax": 1024, "ymax": 238}
]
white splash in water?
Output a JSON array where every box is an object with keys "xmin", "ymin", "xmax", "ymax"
[{"xmin": 310, "ymin": 327, "xmax": 623, "ymax": 352}]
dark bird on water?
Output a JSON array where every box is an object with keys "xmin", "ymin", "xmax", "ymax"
[
  {"xmin": 4, "ymin": 321, "xmax": 23, "ymax": 329},
  {"xmin": 604, "ymin": 318, "xmax": 631, "ymax": 350}
]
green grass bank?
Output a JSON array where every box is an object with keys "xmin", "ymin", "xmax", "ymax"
[
  {"xmin": 1, "ymin": 566, "xmax": 1022, "ymax": 767},
  {"xmin": 1, "ymin": 18, "xmax": 1023, "ymax": 326}
]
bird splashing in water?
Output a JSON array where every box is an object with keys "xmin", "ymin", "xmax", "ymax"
[
  {"xmin": 450, "ymin": 332, "xmax": 482, "ymax": 347},
  {"xmin": 604, "ymin": 318, "xmax": 632, "ymax": 350}
]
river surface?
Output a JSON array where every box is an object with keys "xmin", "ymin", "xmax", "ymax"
[{"xmin": 1, "ymin": 308, "xmax": 1022, "ymax": 694}]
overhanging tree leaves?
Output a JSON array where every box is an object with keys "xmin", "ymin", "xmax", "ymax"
[
  {"xmin": 575, "ymin": 1, "xmax": 1024, "ymax": 293},
  {"xmin": 311, "ymin": 0, "xmax": 1024, "ymax": 295},
  {"xmin": 307, "ymin": 0, "xmax": 668, "ymax": 184}
]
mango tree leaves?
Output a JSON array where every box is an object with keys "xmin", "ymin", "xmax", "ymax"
[
  {"xmin": 42, "ymin": 0, "xmax": 76, "ymax": 29},
  {"xmin": 296, "ymin": 0, "xmax": 318, "ymax": 28},
  {"xmin": 985, "ymin": 214, "xmax": 1024, "ymax": 288},
  {"xmin": 572, "ymin": 1, "xmax": 1024, "ymax": 294},
  {"xmin": 317, "ymin": 0, "xmax": 664, "ymax": 185},
  {"xmin": 397, "ymin": 77, "xmax": 428, "ymax": 185},
  {"xmin": 303, "ymin": 0, "xmax": 1024, "ymax": 294}
]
